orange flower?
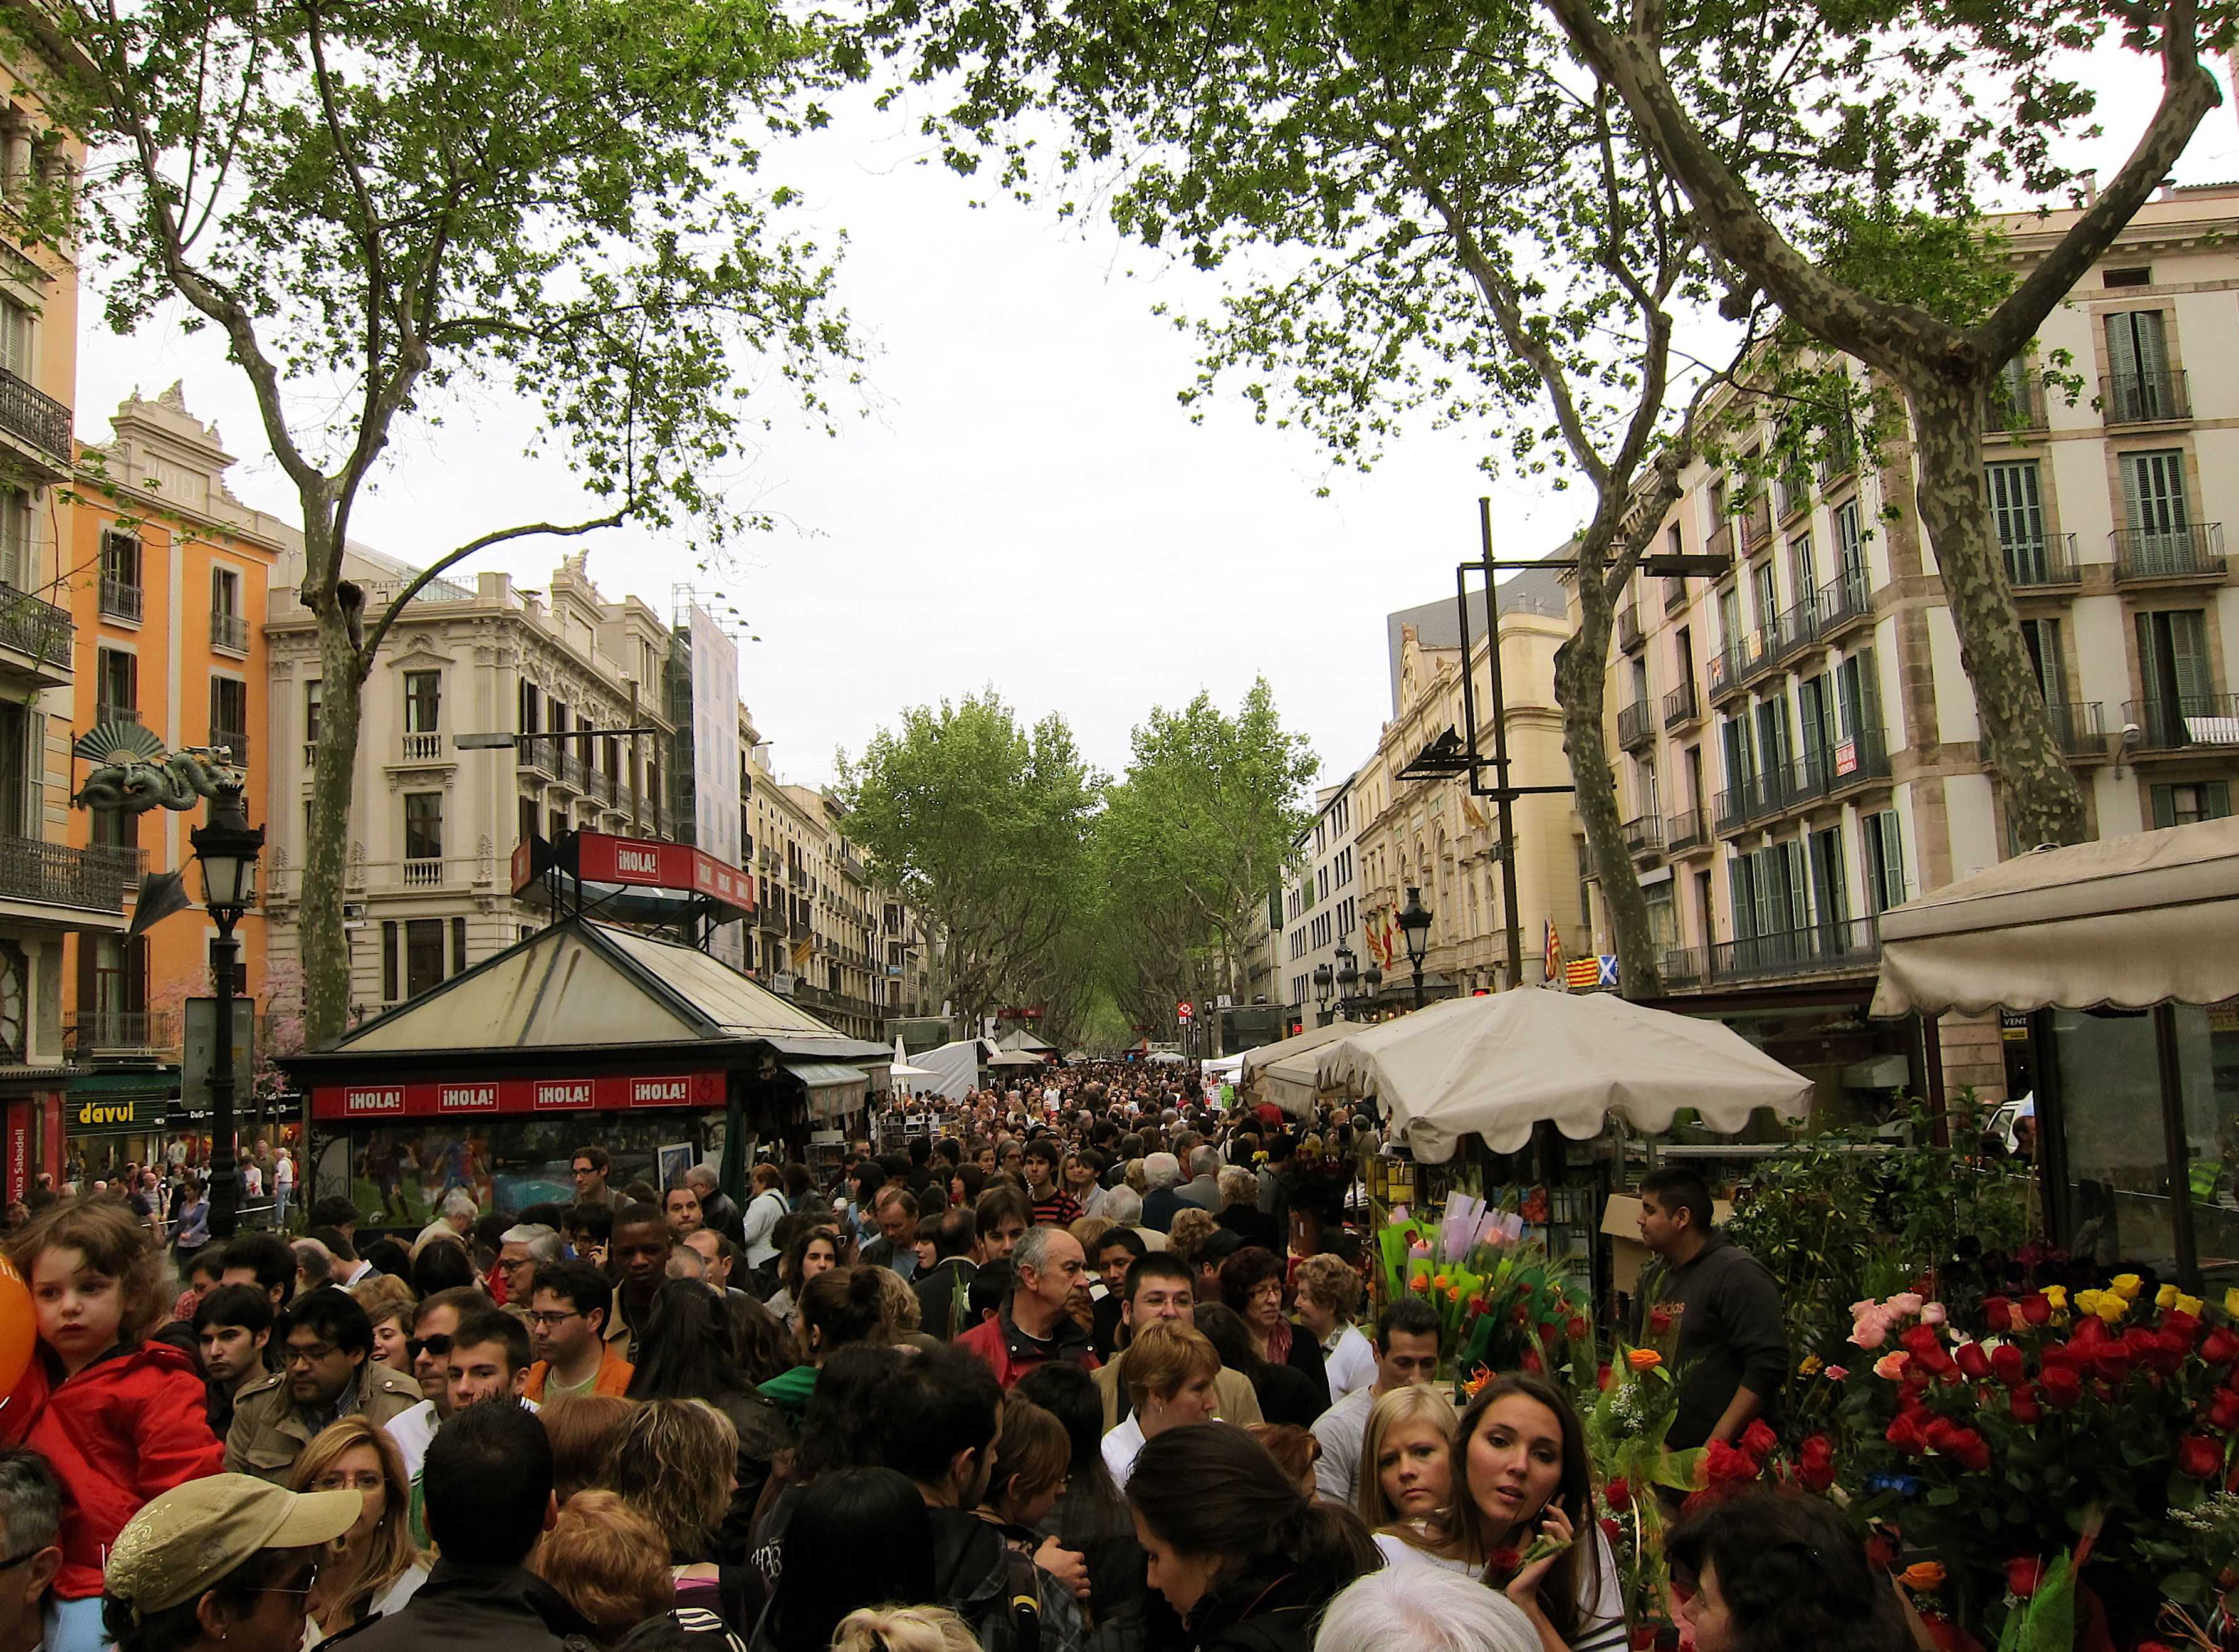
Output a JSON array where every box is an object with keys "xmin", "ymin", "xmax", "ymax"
[
  {"xmin": 1410, "ymin": 1272, "xmax": 1432, "ymax": 1290},
  {"xmin": 1447, "ymin": 1284, "xmax": 1463, "ymax": 1302},
  {"xmin": 1626, "ymin": 1349, "xmax": 1663, "ymax": 1372},
  {"xmin": 1899, "ymin": 1562, "xmax": 1946, "ymax": 1593}
]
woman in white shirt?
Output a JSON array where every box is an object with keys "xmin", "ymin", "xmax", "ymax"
[
  {"xmin": 290, "ymin": 1416, "xmax": 429, "ymax": 1646},
  {"xmin": 1293, "ymin": 1254, "xmax": 1377, "ymax": 1401},
  {"xmin": 1376, "ymin": 1375, "xmax": 1627, "ymax": 1652},
  {"xmin": 1100, "ymin": 1318, "xmax": 1225, "ymax": 1489}
]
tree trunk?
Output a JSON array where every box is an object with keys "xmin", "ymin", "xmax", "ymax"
[
  {"xmin": 300, "ymin": 585, "xmax": 367, "ymax": 1045},
  {"xmin": 1556, "ymin": 572, "xmax": 1664, "ymax": 998},
  {"xmin": 1904, "ymin": 372, "xmax": 2087, "ymax": 849}
]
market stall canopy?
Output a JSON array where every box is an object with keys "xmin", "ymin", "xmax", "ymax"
[
  {"xmin": 987, "ymin": 1048, "xmax": 1047, "ymax": 1069},
  {"xmin": 997, "ymin": 1029, "xmax": 1058, "ymax": 1054},
  {"xmin": 304, "ymin": 916, "xmax": 893, "ymax": 1067},
  {"xmin": 913, "ymin": 1039, "xmax": 988, "ymax": 1099},
  {"xmin": 1870, "ymin": 817, "xmax": 2239, "ymax": 1017},
  {"xmin": 1239, "ymin": 1020, "xmax": 1362, "ymax": 1117},
  {"xmin": 1311, "ymin": 988, "xmax": 1814, "ymax": 1161},
  {"xmin": 889, "ymin": 1035, "xmax": 936, "ymax": 1080},
  {"xmin": 1202, "ymin": 1053, "xmax": 1245, "ymax": 1084}
]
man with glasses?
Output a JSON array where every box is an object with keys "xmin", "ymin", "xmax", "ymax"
[
  {"xmin": 0, "ymin": 1446, "xmax": 61, "ymax": 1651},
  {"xmin": 493, "ymin": 1222, "xmax": 561, "ymax": 1311},
  {"xmin": 522, "ymin": 1260, "xmax": 632, "ymax": 1401},
  {"xmin": 569, "ymin": 1144, "xmax": 613, "ymax": 1206},
  {"xmin": 224, "ymin": 1289, "xmax": 421, "ymax": 1484}
]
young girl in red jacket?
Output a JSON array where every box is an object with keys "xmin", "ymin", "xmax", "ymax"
[{"xmin": 1, "ymin": 1199, "xmax": 223, "ymax": 1651}]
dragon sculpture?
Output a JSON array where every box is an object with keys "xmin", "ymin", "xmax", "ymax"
[{"xmin": 72, "ymin": 721, "xmax": 246, "ymax": 814}]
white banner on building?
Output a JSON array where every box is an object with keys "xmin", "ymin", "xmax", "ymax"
[{"xmin": 688, "ymin": 604, "xmax": 747, "ymax": 968}]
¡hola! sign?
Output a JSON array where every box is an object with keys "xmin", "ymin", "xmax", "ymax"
[{"xmin": 310, "ymin": 1070, "xmax": 723, "ymax": 1122}]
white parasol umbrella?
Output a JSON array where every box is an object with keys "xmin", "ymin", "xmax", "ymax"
[
  {"xmin": 1311, "ymin": 988, "xmax": 1813, "ymax": 1162},
  {"xmin": 889, "ymin": 1035, "xmax": 936, "ymax": 1080}
]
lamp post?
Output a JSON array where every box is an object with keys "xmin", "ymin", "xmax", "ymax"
[
  {"xmin": 191, "ymin": 785, "xmax": 263, "ymax": 1241},
  {"xmin": 1397, "ymin": 885, "xmax": 1433, "ymax": 1012},
  {"xmin": 1363, "ymin": 963, "xmax": 1383, "ymax": 1018},
  {"xmin": 1311, "ymin": 961, "xmax": 1334, "ymax": 1027},
  {"xmin": 1334, "ymin": 946, "xmax": 1358, "ymax": 1022}
]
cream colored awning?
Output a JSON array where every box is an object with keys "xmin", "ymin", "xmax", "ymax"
[
  {"xmin": 1239, "ymin": 1020, "xmax": 1362, "ymax": 1118},
  {"xmin": 1870, "ymin": 817, "xmax": 2239, "ymax": 1018}
]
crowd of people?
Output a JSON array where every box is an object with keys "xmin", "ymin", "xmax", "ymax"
[{"xmin": 0, "ymin": 1064, "xmax": 1899, "ymax": 1652}]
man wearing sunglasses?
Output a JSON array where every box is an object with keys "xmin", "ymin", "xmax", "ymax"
[
  {"xmin": 382, "ymin": 1285, "xmax": 488, "ymax": 1493},
  {"xmin": 522, "ymin": 1260, "xmax": 633, "ymax": 1402}
]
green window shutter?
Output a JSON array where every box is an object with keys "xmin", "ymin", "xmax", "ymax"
[
  {"xmin": 2208, "ymin": 782, "xmax": 2232, "ymax": 820},
  {"xmin": 2151, "ymin": 785, "xmax": 2178, "ymax": 830}
]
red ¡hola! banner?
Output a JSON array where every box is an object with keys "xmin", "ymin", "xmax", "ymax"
[
  {"xmin": 311, "ymin": 1069, "xmax": 725, "ymax": 1122},
  {"xmin": 574, "ymin": 833, "xmax": 755, "ymax": 911}
]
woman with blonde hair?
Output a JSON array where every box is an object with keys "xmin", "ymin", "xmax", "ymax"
[
  {"xmin": 829, "ymin": 1605, "xmax": 980, "ymax": 1652},
  {"xmin": 1102, "ymin": 1319, "xmax": 1223, "ymax": 1489},
  {"xmin": 288, "ymin": 1414, "xmax": 427, "ymax": 1641},
  {"xmin": 1356, "ymin": 1384, "xmax": 1460, "ymax": 1533},
  {"xmin": 347, "ymin": 1272, "xmax": 417, "ymax": 1376},
  {"xmin": 1293, "ymin": 1253, "xmax": 1375, "ymax": 1400}
]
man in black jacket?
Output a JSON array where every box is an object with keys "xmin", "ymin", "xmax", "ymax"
[
  {"xmin": 331, "ymin": 1399, "xmax": 596, "ymax": 1651},
  {"xmin": 1635, "ymin": 1166, "xmax": 1788, "ymax": 1451},
  {"xmin": 912, "ymin": 1205, "xmax": 980, "ymax": 1341}
]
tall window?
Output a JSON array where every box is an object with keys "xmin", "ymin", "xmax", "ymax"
[
  {"xmin": 209, "ymin": 567, "xmax": 244, "ymax": 652},
  {"xmin": 304, "ymin": 680, "xmax": 323, "ymax": 743},
  {"xmin": 402, "ymin": 671, "xmax": 442, "ymax": 734},
  {"xmin": 2021, "ymin": 618, "xmax": 2067, "ymax": 704},
  {"xmin": 1862, "ymin": 812, "xmax": 1907, "ymax": 914},
  {"xmin": 2135, "ymin": 609, "xmax": 2214, "ymax": 745},
  {"xmin": 2119, "ymin": 449, "xmax": 2193, "ymax": 572},
  {"xmin": 1985, "ymin": 460, "xmax": 2048, "ymax": 582},
  {"xmin": 2105, "ymin": 309, "xmax": 2173, "ymax": 419},
  {"xmin": 0, "ymin": 298, "xmax": 29, "ymax": 380},
  {"xmin": 404, "ymin": 919, "xmax": 446, "ymax": 999},
  {"xmin": 1832, "ymin": 499, "xmax": 1865, "ymax": 583},
  {"xmin": 96, "ymin": 648, "xmax": 137, "ymax": 723},
  {"xmin": 1786, "ymin": 533, "xmax": 1816, "ymax": 607},
  {"xmin": 518, "ymin": 679, "xmax": 541, "ymax": 735},
  {"xmin": 2151, "ymin": 783, "xmax": 2231, "ymax": 829},
  {"xmin": 0, "ymin": 488, "xmax": 29, "ymax": 590},
  {"xmin": 209, "ymin": 677, "xmax": 248, "ymax": 761},
  {"xmin": 0, "ymin": 702, "xmax": 24, "ymax": 836},
  {"xmin": 100, "ymin": 530, "xmax": 140, "ymax": 620},
  {"xmin": 403, "ymin": 792, "xmax": 444, "ymax": 861}
]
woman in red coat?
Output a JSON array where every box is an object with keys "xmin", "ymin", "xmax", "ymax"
[{"xmin": 1, "ymin": 1200, "xmax": 222, "ymax": 1651}]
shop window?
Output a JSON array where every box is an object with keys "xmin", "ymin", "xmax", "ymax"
[{"xmin": 404, "ymin": 919, "xmax": 444, "ymax": 999}]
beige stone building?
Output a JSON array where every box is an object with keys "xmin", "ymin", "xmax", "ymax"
[
  {"xmin": 1279, "ymin": 776, "xmax": 1361, "ymax": 1021},
  {"xmin": 263, "ymin": 553, "xmax": 679, "ymax": 1018},
  {"xmin": 1354, "ymin": 605, "xmax": 1581, "ymax": 1003},
  {"xmin": 1585, "ymin": 181, "xmax": 2239, "ymax": 1105}
]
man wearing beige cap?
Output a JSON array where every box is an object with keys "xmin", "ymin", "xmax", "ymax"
[{"xmin": 102, "ymin": 1472, "xmax": 359, "ymax": 1651}]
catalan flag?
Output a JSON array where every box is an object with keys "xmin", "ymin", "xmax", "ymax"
[
  {"xmin": 1543, "ymin": 919, "xmax": 1563, "ymax": 985},
  {"xmin": 1566, "ymin": 956, "xmax": 1603, "ymax": 990}
]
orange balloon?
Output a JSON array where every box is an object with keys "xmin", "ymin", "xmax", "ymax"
[{"xmin": 0, "ymin": 1255, "xmax": 35, "ymax": 1398}]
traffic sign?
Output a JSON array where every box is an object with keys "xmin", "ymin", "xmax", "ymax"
[{"xmin": 1177, "ymin": 1001, "xmax": 1194, "ymax": 1023}]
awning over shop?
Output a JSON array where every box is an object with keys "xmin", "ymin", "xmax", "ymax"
[
  {"xmin": 1239, "ymin": 1020, "xmax": 1363, "ymax": 1117},
  {"xmin": 785, "ymin": 1060, "xmax": 869, "ymax": 1122},
  {"xmin": 1871, "ymin": 817, "xmax": 2239, "ymax": 1017}
]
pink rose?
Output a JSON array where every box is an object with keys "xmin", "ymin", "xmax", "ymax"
[
  {"xmin": 1920, "ymin": 1302, "xmax": 1948, "ymax": 1326},
  {"xmin": 1850, "ymin": 1299, "xmax": 1879, "ymax": 1320},
  {"xmin": 1889, "ymin": 1293, "xmax": 1925, "ymax": 1317},
  {"xmin": 1850, "ymin": 1320, "xmax": 1889, "ymax": 1350},
  {"xmin": 1872, "ymin": 1351, "xmax": 1910, "ymax": 1381},
  {"xmin": 1823, "ymin": 1365, "xmax": 1850, "ymax": 1381}
]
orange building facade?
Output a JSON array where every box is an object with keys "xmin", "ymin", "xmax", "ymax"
[{"xmin": 57, "ymin": 387, "xmax": 287, "ymax": 1174}]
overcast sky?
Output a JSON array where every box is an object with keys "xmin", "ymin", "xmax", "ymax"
[{"xmin": 73, "ymin": 58, "xmax": 2239, "ymax": 797}]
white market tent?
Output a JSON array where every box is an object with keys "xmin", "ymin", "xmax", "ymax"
[
  {"xmin": 987, "ymin": 1048, "xmax": 1047, "ymax": 1069},
  {"xmin": 1240, "ymin": 1020, "xmax": 1363, "ymax": 1117},
  {"xmin": 1202, "ymin": 1053, "xmax": 1246, "ymax": 1085},
  {"xmin": 1309, "ymin": 988, "xmax": 1815, "ymax": 1163},
  {"xmin": 1870, "ymin": 816, "xmax": 2239, "ymax": 1017},
  {"xmin": 913, "ymin": 1038, "xmax": 987, "ymax": 1099}
]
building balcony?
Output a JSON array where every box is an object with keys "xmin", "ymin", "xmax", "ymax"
[
  {"xmin": 2126, "ymin": 693, "xmax": 2239, "ymax": 751},
  {"xmin": 1664, "ymin": 575, "xmax": 1689, "ymax": 614},
  {"xmin": 211, "ymin": 609, "xmax": 249, "ymax": 656},
  {"xmin": 1981, "ymin": 700, "xmax": 2107, "ymax": 761},
  {"xmin": 399, "ymin": 732, "xmax": 444, "ymax": 763},
  {"xmin": 0, "ymin": 585, "xmax": 73, "ymax": 687},
  {"xmin": 1616, "ymin": 699, "xmax": 1655, "ymax": 751},
  {"xmin": 401, "ymin": 857, "xmax": 444, "ymax": 889},
  {"xmin": 1770, "ymin": 592, "xmax": 1820, "ymax": 664},
  {"xmin": 2005, "ymin": 535, "xmax": 2081, "ymax": 590},
  {"xmin": 2102, "ymin": 369, "xmax": 2190, "ymax": 426},
  {"xmin": 517, "ymin": 738, "xmax": 557, "ymax": 782},
  {"xmin": 98, "ymin": 577, "xmax": 141, "ymax": 624},
  {"xmin": 2111, "ymin": 525, "xmax": 2225, "ymax": 584},
  {"xmin": 0, "ymin": 837, "xmax": 141, "ymax": 914},
  {"xmin": 1812, "ymin": 566, "xmax": 1871, "ymax": 642},
  {"xmin": 1738, "ymin": 499, "xmax": 1774, "ymax": 560},
  {"xmin": 1662, "ymin": 681, "xmax": 1699, "ymax": 729},
  {"xmin": 1818, "ymin": 432, "xmax": 1859, "ymax": 489},
  {"xmin": 1660, "ymin": 946, "xmax": 1707, "ymax": 988},
  {"xmin": 0, "ymin": 367, "xmax": 71, "ymax": 473},
  {"xmin": 1706, "ymin": 628, "xmax": 1771, "ymax": 704},
  {"xmin": 1664, "ymin": 806, "xmax": 1711, "ymax": 855},
  {"xmin": 1711, "ymin": 917, "xmax": 1882, "ymax": 983},
  {"xmin": 1617, "ymin": 603, "xmax": 1643, "ymax": 652},
  {"xmin": 66, "ymin": 1010, "xmax": 178, "ymax": 1064},
  {"xmin": 1620, "ymin": 813, "xmax": 1662, "ymax": 860},
  {"xmin": 1982, "ymin": 377, "xmax": 2048, "ymax": 436},
  {"xmin": 1707, "ymin": 521, "xmax": 1734, "ymax": 565},
  {"xmin": 789, "ymin": 917, "xmax": 812, "ymax": 939}
]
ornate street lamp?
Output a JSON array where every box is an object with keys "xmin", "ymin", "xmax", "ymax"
[
  {"xmin": 1311, "ymin": 961, "xmax": 1334, "ymax": 1026},
  {"xmin": 1398, "ymin": 885, "xmax": 1434, "ymax": 1011},
  {"xmin": 191, "ymin": 787, "xmax": 263, "ymax": 1240},
  {"xmin": 1363, "ymin": 962, "xmax": 1384, "ymax": 1019}
]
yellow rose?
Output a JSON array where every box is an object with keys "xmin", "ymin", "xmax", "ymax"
[
  {"xmin": 2075, "ymin": 1289, "xmax": 2104, "ymax": 1317},
  {"xmin": 2094, "ymin": 1293, "xmax": 2128, "ymax": 1324},
  {"xmin": 2179, "ymin": 1294, "xmax": 2206, "ymax": 1318},
  {"xmin": 2159, "ymin": 1284, "xmax": 2182, "ymax": 1310},
  {"xmin": 2043, "ymin": 1286, "xmax": 2068, "ymax": 1310},
  {"xmin": 2111, "ymin": 1273, "xmax": 2143, "ymax": 1300}
]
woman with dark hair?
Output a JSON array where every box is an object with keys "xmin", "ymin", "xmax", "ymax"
[
  {"xmin": 626, "ymin": 1279, "xmax": 795, "ymax": 1566},
  {"xmin": 742, "ymin": 1344, "xmax": 908, "ymax": 1619},
  {"xmin": 1667, "ymin": 1489, "xmax": 1906, "ymax": 1652},
  {"xmin": 409, "ymin": 1235, "xmax": 475, "ymax": 1299},
  {"xmin": 1014, "ymin": 1362, "xmax": 1151, "ymax": 1647},
  {"xmin": 761, "ymin": 1468, "xmax": 935, "ymax": 1652},
  {"xmin": 764, "ymin": 1227, "xmax": 841, "ymax": 1340},
  {"xmin": 1193, "ymin": 1303, "xmax": 1319, "ymax": 1428},
  {"xmin": 1382, "ymin": 1374, "xmax": 1627, "ymax": 1652},
  {"xmin": 1125, "ymin": 1425, "xmax": 1375, "ymax": 1652},
  {"xmin": 756, "ymin": 1267, "xmax": 889, "ymax": 1420},
  {"xmin": 1217, "ymin": 1247, "xmax": 1329, "ymax": 1418},
  {"xmin": 725, "ymin": 1292, "xmax": 795, "ymax": 1390}
]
